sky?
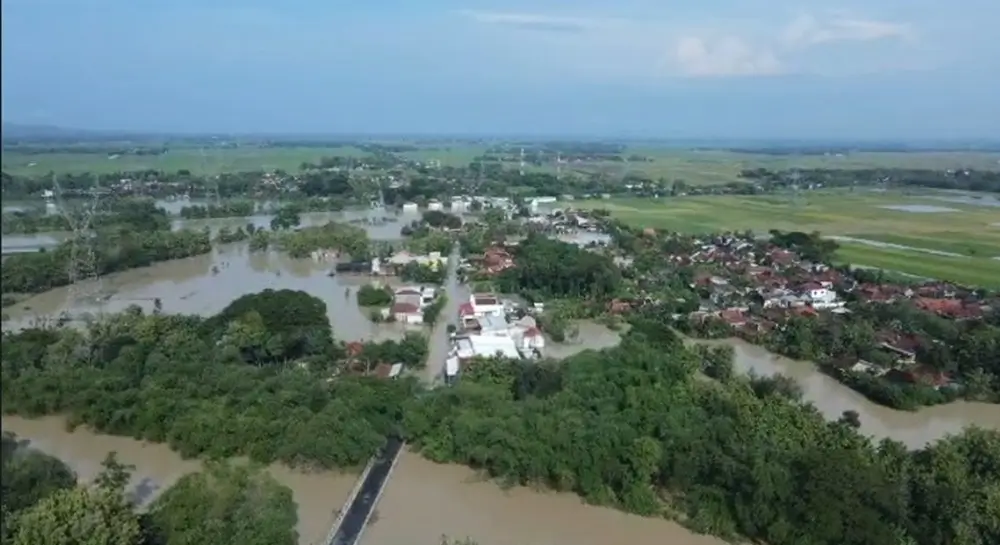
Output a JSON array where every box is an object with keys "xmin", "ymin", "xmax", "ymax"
[{"xmin": 1, "ymin": 0, "xmax": 998, "ymax": 139}]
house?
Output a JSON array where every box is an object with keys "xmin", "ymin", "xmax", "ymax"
[
  {"xmin": 875, "ymin": 332, "xmax": 920, "ymax": 366},
  {"xmin": 719, "ymin": 309, "xmax": 747, "ymax": 328},
  {"xmin": 470, "ymin": 293, "xmax": 505, "ymax": 318},
  {"xmin": 391, "ymin": 292, "xmax": 425, "ymax": 324},
  {"xmin": 401, "ymin": 202, "xmax": 419, "ymax": 213},
  {"xmin": 451, "ymin": 335, "xmax": 520, "ymax": 361},
  {"xmin": 476, "ymin": 314, "xmax": 511, "ymax": 336},
  {"xmin": 513, "ymin": 326, "xmax": 545, "ymax": 355},
  {"xmin": 445, "ymin": 356, "xmax": 460, "ymax": 385},
  {"xmin": 799, "ymin": 281, "xmax": 841, "ymax": 309}
]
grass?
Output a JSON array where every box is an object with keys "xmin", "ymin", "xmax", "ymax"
[
  {"xmin": 5, "ymin": 145, "xmax": 998, "ymax": 182},
  {"xmin": 844, "ymin": 232, "xmax": 1000, "ymax": 258},
  {"xmin": 551, "ymin": 149, "xmax": 1000, "ymax": 185},
  {"xmin": 834, "ymin": 243, "xmax": 1000, "ymax": 288},
  {"xmin": 0, "ymin": 146, "xmax": 371, "ymax": 175},
  {"xmin": 578, "ymin": 190, "xmax": 1000, "ymax": 287}
]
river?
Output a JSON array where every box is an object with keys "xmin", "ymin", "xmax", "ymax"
[
  {"xmin": 4, "ymin": 210, "xmax": 999, "ymax": 543},
  {"xmin": 712, "ymin": 339, "xmax": 1000, "ymax": 448},
  {"xmin": 1, "ymin": 415, "xmax": 358, "ymax": 545}
]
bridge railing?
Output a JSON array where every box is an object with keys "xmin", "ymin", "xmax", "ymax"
[
  {"xmin": 319, "ymin": 456, "xmax": 377, "ymax": 545},
  {"xmin": 351, "ymin": 441, "xmax": 405, "ymax": 545}
]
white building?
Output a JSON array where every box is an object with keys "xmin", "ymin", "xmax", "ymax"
[
  {"xmin": 469, "ymin": 294, "xmax": 504, "ymax": 318},
  {"xmin": 452, "ymin": 335, "xmax": 521, "ymax": 360},
  {"xmin": 801, "ymin": 282, "xmax": 843, "ymax": 310},
  {"xmin": 427, "ymin": 200, "xmax": 443, "ymax": 211},
  {"xmin": 401, "ymin": 202, "xmax": 419, "ymax": 213}
]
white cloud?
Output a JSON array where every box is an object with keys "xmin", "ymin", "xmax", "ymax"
[
  {"xmin": 781, "ymin": 15, "xmax": 913, "ymax": 47},
  {"xmin": 457, "ymin": 9, "xmax": 916, "ymax": 79},
  {"xmin": 674, "ymin": 36, "xmax": 782, "ymax": 77},
  {"xmin": 458, "ymin": 10, "xmax": 606, "ymax": 32}
]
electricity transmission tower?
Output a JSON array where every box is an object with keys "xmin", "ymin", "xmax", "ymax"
[
  {"xmin": 53, "ymin": 174, "xmax": 104, "ymax": 313},
  {"xmin": 200, "ymin": 145, "xmax": 221, "ymax": 204},
  {"xmin": 519, "ymin": 147, "xmax": 526, "ymax": 176},
  {"xmin": 788, "ymin": 170, "xmax": 804, "ymax": 208}
]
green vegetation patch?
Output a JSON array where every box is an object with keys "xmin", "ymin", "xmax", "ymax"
[
  {"xmin": 847, "ymin": 232, "xmax": 1000, "ymax": 258},
  {"xmin": 834, "ymin": 242, "xmax": 1000, "ymax": 288},
  {"xmin": 0, "ymin": 146, "xmax": 370, "ymax": 176}
]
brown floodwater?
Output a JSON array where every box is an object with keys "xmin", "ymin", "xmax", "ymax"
[
  {"xmin": 712, "ymin": 339, "xmax": 1000, "ymax": 448},
  {"xmin": 5, "ymin": 209, "xmax": 999, "ymax": 544},
  {"xmin": 1, "ymin": 415, "xmax": 357, "ymax": 545},
  {"xmin": 1, "ymin": 415, "xmax": 728, "ymax": 545},
  {"xmin": 361, "ymin": 450, "xmax": 728, "ymax": 545}
]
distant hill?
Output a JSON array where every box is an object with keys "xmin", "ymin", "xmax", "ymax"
[{"xmin": 1, "ymin": 122, "xmax": 103, "ymax": 141}]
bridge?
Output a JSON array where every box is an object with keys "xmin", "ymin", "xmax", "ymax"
[{"xmin": 322, "ymin": 436, "xmax": 405, "ymax": 545}]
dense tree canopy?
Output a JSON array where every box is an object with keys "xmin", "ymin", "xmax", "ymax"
[
  {"xmin": 1, "ymin": 228, "xmax": 211, "ymax": 294},
  {"xmin": 403, "ymin": 326, "xmax": 1000, "ymax": 545},
  {"xmin": 10, "ymin": 487, "xmax": 142, "ymax": 545},
  {"xmin": 146, "ymin": 464, "xmax": 298, "ymax": 545},
  {"xmin": 1, "ymin": 293, "xmax": 416, "ymax": 470},
  {"xmin": 1, "ymin": 433, "xmax": 77, "ymax": 541},
  {"xmin": 1, "ymin": 432, "xmax": 303, "ymax": 545},
  {"xmin": 495, "ymin": 233, "xmax": 622, "ymax": 301},
  {"xmin": 3, "ymin": 287, "xmax": 999, "ymax": 545}
]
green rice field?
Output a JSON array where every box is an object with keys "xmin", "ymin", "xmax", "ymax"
[
  {"xmin": 559, "ymin": 150, "xmax": 1000, "ymax": 185},
  {"xmin": 0, "ymin": 146, "xmax": 372, "ymax": 176},
  {"xmin": 578, "ymin": 191, "xmax": 1000, "ymax": 287},
  {"xmin": 5, "ymin": 145, "xmax": 998, "ymax": 182}
]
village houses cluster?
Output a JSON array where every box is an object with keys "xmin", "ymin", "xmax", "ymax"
[{"xmin": 677, "ymin": 233, "xmax": 995, "ymax": 387}]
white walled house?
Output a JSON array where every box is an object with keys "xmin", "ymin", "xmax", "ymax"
[
  {"xmin": 801, "ymin": 282, "xmax": 843, "ymax": 310},
  {"xmin": 470, "ymin": 294, "xmax": 504, "ymax": 318}
]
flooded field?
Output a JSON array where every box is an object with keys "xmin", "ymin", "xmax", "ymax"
[
  {"xmin": 1, "ymin": 415, "xmax": 358, "ymax": 545},
  {"xmin": 544, "ymin": 320, "xmax": 623, "ymax": 359},
  {"xmin": 715, "ymin": 339, "xmax": 1000, "ymax": 448},
  {"xmin": 3, "ymin": 245, "xmax": 420, "ymax": 342},
  {"xmin": 879, "ymin": 204, "xmax": 959, "ymax": 213}
]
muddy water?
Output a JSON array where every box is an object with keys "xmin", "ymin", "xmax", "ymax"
[
  {"xmin": 362, "ymin": 450, "xmax": 727, "ymax": 545},
  {"xmin": 1, "ymin": 416, "xmax": 357, "ymax": 545},
  {"xmin": 544, "ymin": 320, "xmax": 623, "ymax": 359},
  {"xmin": 423, "ymin": 244, "xmax": 469, "ymax": 384},
  {"xmin": 2, "ymin": 245, "xmax": 423, "ymax": 342},
  {"xmin": 714, "ymin": 339, "xmax": 1000, "ymax": 448},
  {"xmin": 171, "ymin": 209, "xmax": 407, "ymax": 240}
]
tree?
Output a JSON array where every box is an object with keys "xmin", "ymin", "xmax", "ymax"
[
  {"xmin": 94, "ymin": 453, "xmax": 135, "ymax": 496},
  {"xmin": 1, "ymin": 433, "xmax": 77, "ymax": 541},
  {"xmin": 269, "ymin": 205, "xmax": 301, "ymax": 231},
  {"xmin": 147, "ymin": 463, "xmax": 298, "ymax": 545},
  {"xmin": 10, "ymin": 487, "xmax": 142, "ymax": 545}
]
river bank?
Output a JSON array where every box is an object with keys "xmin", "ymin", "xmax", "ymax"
[
  {"xmin": 1, "ymin": 415, "xmax": 728, "ymax": 545},
  {"xmin": 1, "ymin": 415, "xmax": 357, "ymax": 545},
  {"xmin": 700, "ymin": 338, "xmax": 1000, "ymax": 447}
]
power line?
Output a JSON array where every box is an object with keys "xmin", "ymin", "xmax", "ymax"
[{"xmin": 52, "ymin": 173, "xmax": 104, "ymax": 316}]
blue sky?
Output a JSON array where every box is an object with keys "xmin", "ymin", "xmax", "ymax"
[{"xmin": 2, "ymin": 0, "xmax": 997, "ymax": 139}]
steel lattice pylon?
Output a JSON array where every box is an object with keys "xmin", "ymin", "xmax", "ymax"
[{"xmin": 52, "ymin": 175, "xmax": 104, "ymax": 316}]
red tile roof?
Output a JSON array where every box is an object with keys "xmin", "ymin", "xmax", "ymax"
[{"xmin": 391, "ymin": 302, "xmax": 421, "ymax": 314}]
